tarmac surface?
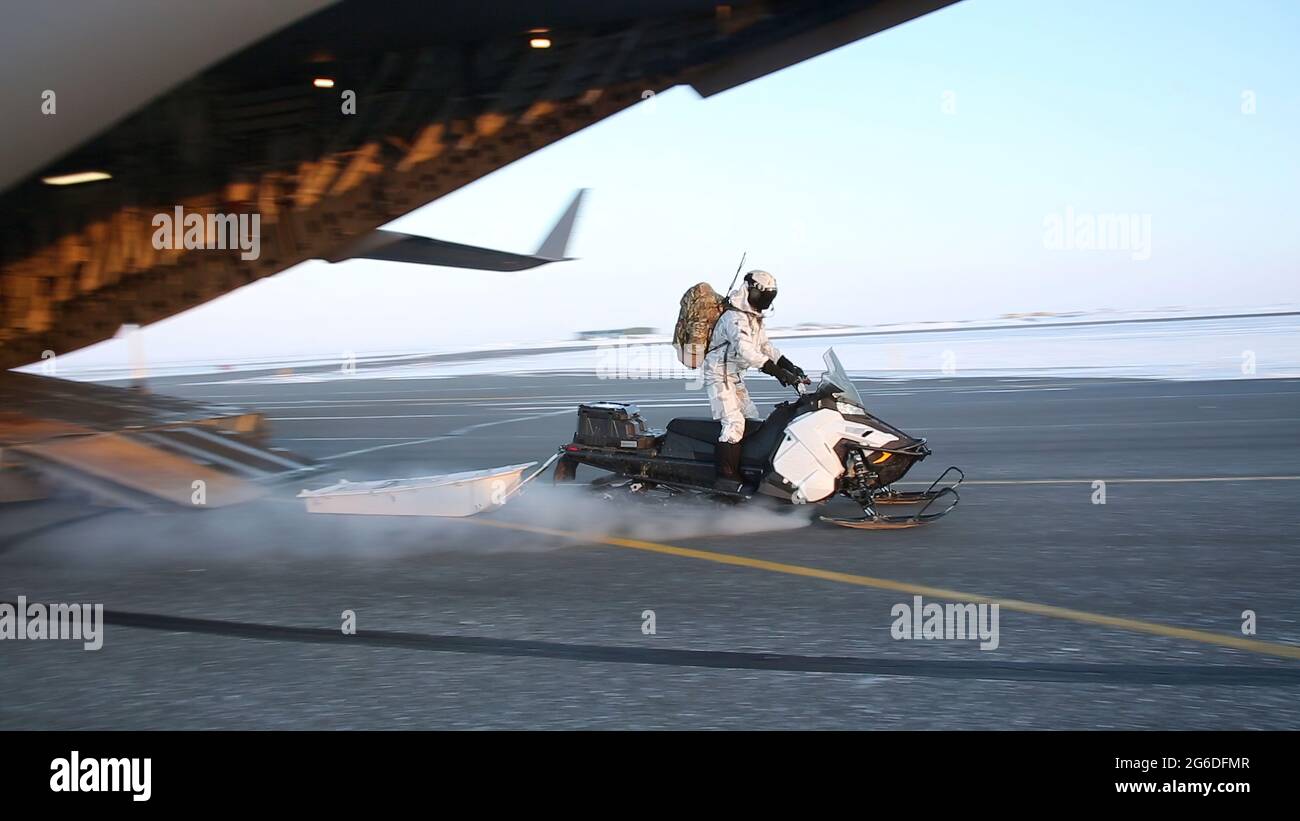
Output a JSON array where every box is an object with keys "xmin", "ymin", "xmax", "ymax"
[{"xmin": 2, "ymin": 369, "xmax": 1299, "ymax": 728}]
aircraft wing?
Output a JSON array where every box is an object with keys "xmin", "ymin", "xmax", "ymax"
[{"xmin": 327, "ymin": 189, "xmax": 586, "ymax": 271}]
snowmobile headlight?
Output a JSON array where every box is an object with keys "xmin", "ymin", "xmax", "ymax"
[{"xmin": 836, "ymin": 401, "xmax": 865, "ymax": 416}]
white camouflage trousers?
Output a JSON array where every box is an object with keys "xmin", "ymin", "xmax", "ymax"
[{"xmin": 705, "ymin": 376, "xmax": 760, "ymax": 443}]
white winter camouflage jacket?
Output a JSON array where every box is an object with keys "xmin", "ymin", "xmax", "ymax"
[{"xmin": 701, "ymin": 288, "xmax": 781, "ymax": 384}]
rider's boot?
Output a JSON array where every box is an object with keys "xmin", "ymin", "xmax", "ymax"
[{"xmin": 713, "ymin": 441, "xmax": 744, "ymax": 495}]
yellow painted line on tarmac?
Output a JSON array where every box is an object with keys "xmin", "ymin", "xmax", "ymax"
[{"xmin": 464, "ymin": 517, "xmax": 1300, "ymax": 661}]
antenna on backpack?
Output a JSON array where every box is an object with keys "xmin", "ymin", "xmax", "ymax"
[{"xmin": 726, "ymin": 251, "xmax": 747, "ymax": 294}]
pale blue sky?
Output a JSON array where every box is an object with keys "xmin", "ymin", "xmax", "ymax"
[{"xmin": 65, "ymin": 0, "xmax": 1300, "ymax": 366}]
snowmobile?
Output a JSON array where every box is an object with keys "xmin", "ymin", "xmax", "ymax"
[{"xmin": 553, "ymin": 349, "xmax": 961, "ymax": 528}]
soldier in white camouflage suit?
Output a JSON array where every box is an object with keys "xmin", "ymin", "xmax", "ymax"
[{"xmin": 701, "ymin": 270, "xmax": 807, "ymax": 492}]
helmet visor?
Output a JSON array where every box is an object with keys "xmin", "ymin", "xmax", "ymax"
[{"xmin": 748, "ymin": 286, "xmax": 777, "ymax": 311}]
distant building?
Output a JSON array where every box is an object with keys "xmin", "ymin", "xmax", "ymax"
[
  {"xmin": 786, "ymin": 322, "xmax": 855, "ymax": 331},
  {"xmin": 576, "ymin": 327, "xmax": 657, "ymax": 341}
]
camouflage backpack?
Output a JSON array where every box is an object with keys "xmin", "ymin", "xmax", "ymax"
[{"xmin": 673, "ymin": 282, "xmax": 727, "ymax": 368}]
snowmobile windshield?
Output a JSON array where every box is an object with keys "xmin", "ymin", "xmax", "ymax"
[{"xmin": 821, "ymin": 348, "xmax": 865, "ymax": 408}]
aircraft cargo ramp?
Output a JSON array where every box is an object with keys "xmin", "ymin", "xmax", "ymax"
[{"xmin": 0, "ymin": 371, "xmax": 316, "ymax": 508}]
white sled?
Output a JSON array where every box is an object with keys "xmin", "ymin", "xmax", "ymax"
[{"xmin": 298, "ymin": 461, "xmax": 539, "ymax": 517}]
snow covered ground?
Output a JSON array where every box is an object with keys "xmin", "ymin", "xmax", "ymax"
[{"xmin": 23, "ymin": 310, "xmax": 1300, "ymax": 384}]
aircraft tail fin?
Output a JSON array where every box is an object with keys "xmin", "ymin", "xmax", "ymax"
[{"xmin": 534, "ymin": 188, "xmax": 587, "ymax": 260}]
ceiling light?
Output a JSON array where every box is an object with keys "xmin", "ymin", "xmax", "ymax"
[{"xmin": 42, "ymin": 171, "xmax": 111, "ymax": 186}]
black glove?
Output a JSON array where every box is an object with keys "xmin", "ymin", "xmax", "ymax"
[
  {"xmin": 760, "ymin": 359, "xmax": 801, "ymax": 388},
  {"xmin": 778, "ymin": 356, "xmax": 806, "ymax": 381}
]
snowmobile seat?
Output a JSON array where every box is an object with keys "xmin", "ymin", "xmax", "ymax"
[
  {"xmin": 665, "ymin": 417, "xmax": 760, "ymax": 443},
  {"xmin": 665, "ymin": 401, "xmax": 800, "ymax": 467}
]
